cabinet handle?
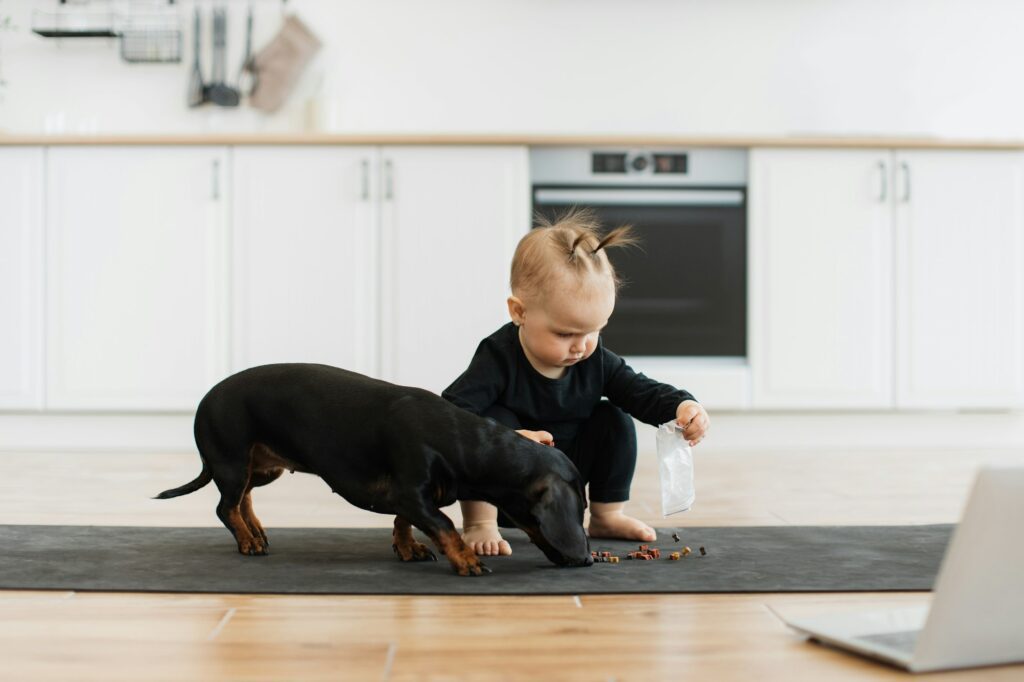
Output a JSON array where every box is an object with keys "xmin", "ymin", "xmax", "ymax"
[
  {"xmin": 384, "ymin": 159, "xmax": 393, "ymax": 201},
  {"xmin": 211, "ymin": 159, "xmax": 220, "ymax": 201},
  {"xmin": 900, "ymin": 161, "xmax": 911, "ymax": 203},
  {"xmin": 360, "ymin": 159, "xmax": 370, "ymax": 201},
  {"xmin": 876, "ymin": 161, "xmax": 887, "ymax": 203}
]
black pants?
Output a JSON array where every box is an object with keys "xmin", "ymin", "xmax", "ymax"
[{"xmin": 484, "ymin": 401, "xmax": 637, "ymax": 526}]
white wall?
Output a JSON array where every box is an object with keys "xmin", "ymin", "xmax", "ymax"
[{"xmin": 1, "ymin": 0, "xmax": 1023, "ymax": 138}]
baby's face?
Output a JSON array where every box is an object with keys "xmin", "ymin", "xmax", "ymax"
[{"xmin": 517, "ymin": 278, "xmax": 615, "ymax": 378}]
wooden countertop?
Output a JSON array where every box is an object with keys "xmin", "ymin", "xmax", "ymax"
[{"xmin": 3, "ymin": 133, "xmax": 1024, "ymax": 148}]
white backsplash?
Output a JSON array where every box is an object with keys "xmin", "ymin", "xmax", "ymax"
[{"xmin": 1, "ymin": 0, "xmax": 1023, "ymax": 138}]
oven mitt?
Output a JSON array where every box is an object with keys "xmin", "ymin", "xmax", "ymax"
[{"xmin": 246, "ymin": 14, "xmax": 322, "ymax": 113}]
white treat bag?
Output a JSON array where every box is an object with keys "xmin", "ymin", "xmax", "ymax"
[{"xmin": 657, "ymin": 420, "xmax": 695, "ymax": 516}]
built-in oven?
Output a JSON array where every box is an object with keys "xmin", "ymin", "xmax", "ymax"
[{"xmin": 530, "ymin": 147, "xmax": 748, "ymax": 358}]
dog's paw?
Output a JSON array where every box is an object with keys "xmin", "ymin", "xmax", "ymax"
[
  {"xmin": 413, "ymin": 543, "xmax": 437, "ymax": 562},
  {"xmin": 454, "ymin": 559, "xmax": 492, "ymax": 577},
  {"xmin": 392, "ymin": 541, "xmax": 437, "ymax": 562},
  {"xmin": 237, "ymin": 537, "xmax": 269, "ymax": 556}
]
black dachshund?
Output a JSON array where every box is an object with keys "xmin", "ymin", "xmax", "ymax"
[{"xmin": 156, "ymin": 364, "xmax": 593, "ymax": 575}]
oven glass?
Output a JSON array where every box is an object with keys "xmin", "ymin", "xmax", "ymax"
[{"xmin": 533, "ymin": 188, "xmax": 746, "ymax": 357}]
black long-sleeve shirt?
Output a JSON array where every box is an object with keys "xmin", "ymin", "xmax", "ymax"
[{"xmin": 442, "ymin": 323, "xmax": 697, "ymax": 446}]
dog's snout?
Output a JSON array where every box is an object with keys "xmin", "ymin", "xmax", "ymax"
[{"xmin": 557, "ymin": 552, "xmax": 593, "ymax": 568}]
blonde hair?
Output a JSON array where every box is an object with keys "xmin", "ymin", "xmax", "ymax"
[{"xmin": 510, "ymin": 207, "xmax": 637, "ymax": 301}]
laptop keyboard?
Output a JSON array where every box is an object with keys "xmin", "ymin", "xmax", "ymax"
[{"xmin": 856, "ymin": 629, "xmax": 920, "ymax": 653}]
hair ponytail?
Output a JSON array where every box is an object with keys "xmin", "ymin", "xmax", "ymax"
[{"xmin": 512, "ymin": 207, "xmax": 640, "ymax": 298}]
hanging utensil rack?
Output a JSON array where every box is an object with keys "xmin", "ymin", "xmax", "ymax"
[{"xmin": 32, "ymin": 0, "xmax": 182, "ymax": 63}]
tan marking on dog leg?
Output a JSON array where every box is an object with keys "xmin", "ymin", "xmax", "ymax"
[
  {"xmin": 231, "ymin": 446, "xmax": 260, "ymax": 555},
  {"xmin": 240, "ymin": 493, "xmax": 268, "ymax": 547},
  {"xmin": 392, "ymin": 516, "xmax": 436, "ymax": 562},
  {"xmin": 227, "ymin": 506, "xmax": 265, "ymax": 555},
  {"xmin": 433, "ymin": 529, "xmax": 490, "ymax": 576}
]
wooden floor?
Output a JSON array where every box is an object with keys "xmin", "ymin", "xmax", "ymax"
[{"xmin": 1, "ymin": 443, "xmax": 1023, "ymax": 681}]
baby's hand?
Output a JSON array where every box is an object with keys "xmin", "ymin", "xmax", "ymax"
[
  {"xmin": 676, "ymin": 400, "xmax": 709, "ymax": 446},
  {"xmin": 515, "ymin": 429, "xmax": 554, "ymax": 446}
]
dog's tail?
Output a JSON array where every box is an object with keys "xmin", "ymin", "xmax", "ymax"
[{"xmin": 153, "ymin": 461, "xmax": 213, "ymax": 499}]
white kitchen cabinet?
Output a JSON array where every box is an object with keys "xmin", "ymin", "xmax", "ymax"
[
  {"xmin": 379, "ymin": 146, "xmax": 529, "ymax": 393},
  {"xmin": 750, "ymin": 148, "xmax": 1024, "ymax": 410},
  {"xmin": 46, "ymin": 146, "xmax": 229, "ymax": 410},
  {"xmin": 231, "ymin": 146, "xmax": 378, "ymax": 375},
  {"xmin": 895, "ymin": 151, "xmax": 1024, "ymax": 409},
  {"xmin": 0, "ymin": 148, "xmax": 45, "ymax": 409},
  {"xmin": 750, "ymin": 149, "xmax": 894, "ymax": 409}
]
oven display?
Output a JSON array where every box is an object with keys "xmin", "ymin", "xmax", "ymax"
[
  {"xmin": 653, "ymin": 154, "xmax": 688, "ymax": 174},
  {"xmin": 592, "ymin": 153, "xmax": 627, "ymax": 174}
]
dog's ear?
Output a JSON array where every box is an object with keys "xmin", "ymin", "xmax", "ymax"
[
  {"xmin": 531, "ymin": 474, "xmax": 586, "ymax": 517},
  {"xmin": 528, "ymin": 476, "xmax": 553, "ymax": 506},
  {"xmin": 517, "ymin": 473, "xmax": 591, "ymax": 566},
  {"xmin": 531, "ymin": 476, "xmax": 584, "ymax": 537}
]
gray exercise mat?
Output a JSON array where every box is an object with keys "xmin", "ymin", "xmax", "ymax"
[{"xmin": 0, "ymin": 524, "xmax": 951, "ymax": 595}]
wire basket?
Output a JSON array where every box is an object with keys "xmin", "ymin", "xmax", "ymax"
[
  {"xmin": 119, "ymin": 28, "xmax": 181, "ymax": 62},
  {"xmin": 115, "ymin": 7, "xmax": 182, "ymax": 63}
]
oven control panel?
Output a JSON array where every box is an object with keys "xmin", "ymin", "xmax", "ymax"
[
  {"xmin": 593, "ymin": 152, "xmax": 688, "ymax": 175},
  {"xmin": 530, "ymin": 147, "xmax": 748, "ymax": 186}
]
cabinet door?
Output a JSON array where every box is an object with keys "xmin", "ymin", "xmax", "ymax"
[
  {"xmin": 380, "ymin": 146, "xmax": 529, "ymax": 393},
  {"xmin": 0, "ymin": 148, "xmax": 44, "ymax": 409},
  {"xmin": 895, "ymin": 151, "xmax": 1024, "ymax": 409},
  {"xmin": 232, "ymin": 146, "xmax": 378, "ymax": 375},
  {"xmin": 46, "ymin": 146, "xmax": 229, "ymax": 410},
  {"xmin": 749, "ymin": 148, "xmax": 893, "ymax": 408}
]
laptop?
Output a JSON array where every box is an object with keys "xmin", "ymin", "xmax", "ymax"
[{"xmin": 782, "ymin": 466, "xmax": 1024, "ymax": 673}]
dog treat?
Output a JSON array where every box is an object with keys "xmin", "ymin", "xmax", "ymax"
[
  {"xmin": 609, "ymin": 556, "xmax": 620, "ymax": 564},
  {"xmin": 669, "ymin": 552, "xmax": 681, "ymax": 560},
  {"xmin": 639, "ymin": 544, "xmax": 649, "ymax": 551},
  {"xmin": 682, "ymin": 546, "xmax": 692, "ymax": 556},
  {"xmin": 672, "ymin": 533, "xmax": 681, "ymax": 542},
  {"xmin": 699, "ymin": 546, "xmax": 706, "ymax": 556},
  {"xmin": 601, "ymin": 551, "xmax": 611, "ymax": 558}
]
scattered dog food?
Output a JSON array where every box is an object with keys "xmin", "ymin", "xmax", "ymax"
[
  {"xmin": 592, "ymin": 542, "xmax": 704, "ymax": 564},
  {"xmin": 592, "ymin": 549, "xmax": 623, "ymax": 564},
  {"xmin": 672, "ymin": 533, "xmax": 681, "ymax": 542}
]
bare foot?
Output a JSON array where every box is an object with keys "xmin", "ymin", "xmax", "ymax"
[
  {"xmin": 461, "ymin": 522, "xmax": 512, "ymax": 556},
  {"xmin": 588, "ymin": 510, "xmax": 657, "ymax": 543}
]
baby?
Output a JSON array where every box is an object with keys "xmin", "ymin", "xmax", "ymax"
[{"xmin": 442, "ymin": 209, "xmax": 709, "ymax": 556}]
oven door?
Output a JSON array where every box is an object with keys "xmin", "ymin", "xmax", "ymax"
[{"xmin": 532, "ymin": 186, "xmax": 746, "ymax": 357}]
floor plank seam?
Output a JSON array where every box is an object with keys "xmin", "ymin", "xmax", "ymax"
[
  {"xmin": 205, "ymin": 607, "xmax": 235, "ymax": 641},
  {"xmin": 382, "ymin": 641, "xmax": 397, "ymax": 681}
]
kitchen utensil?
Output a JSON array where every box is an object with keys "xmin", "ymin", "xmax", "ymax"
[
  {"xmin": 206, "ymin": 6, "xmax": 240, "ymax": 107},
  {"xmin": 237, "ymin": 4, "xmax": 255, "ymax": 96},
  {"xmin": 187, "ymin": 8, "xmax": 205, "ymax": 106}
]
